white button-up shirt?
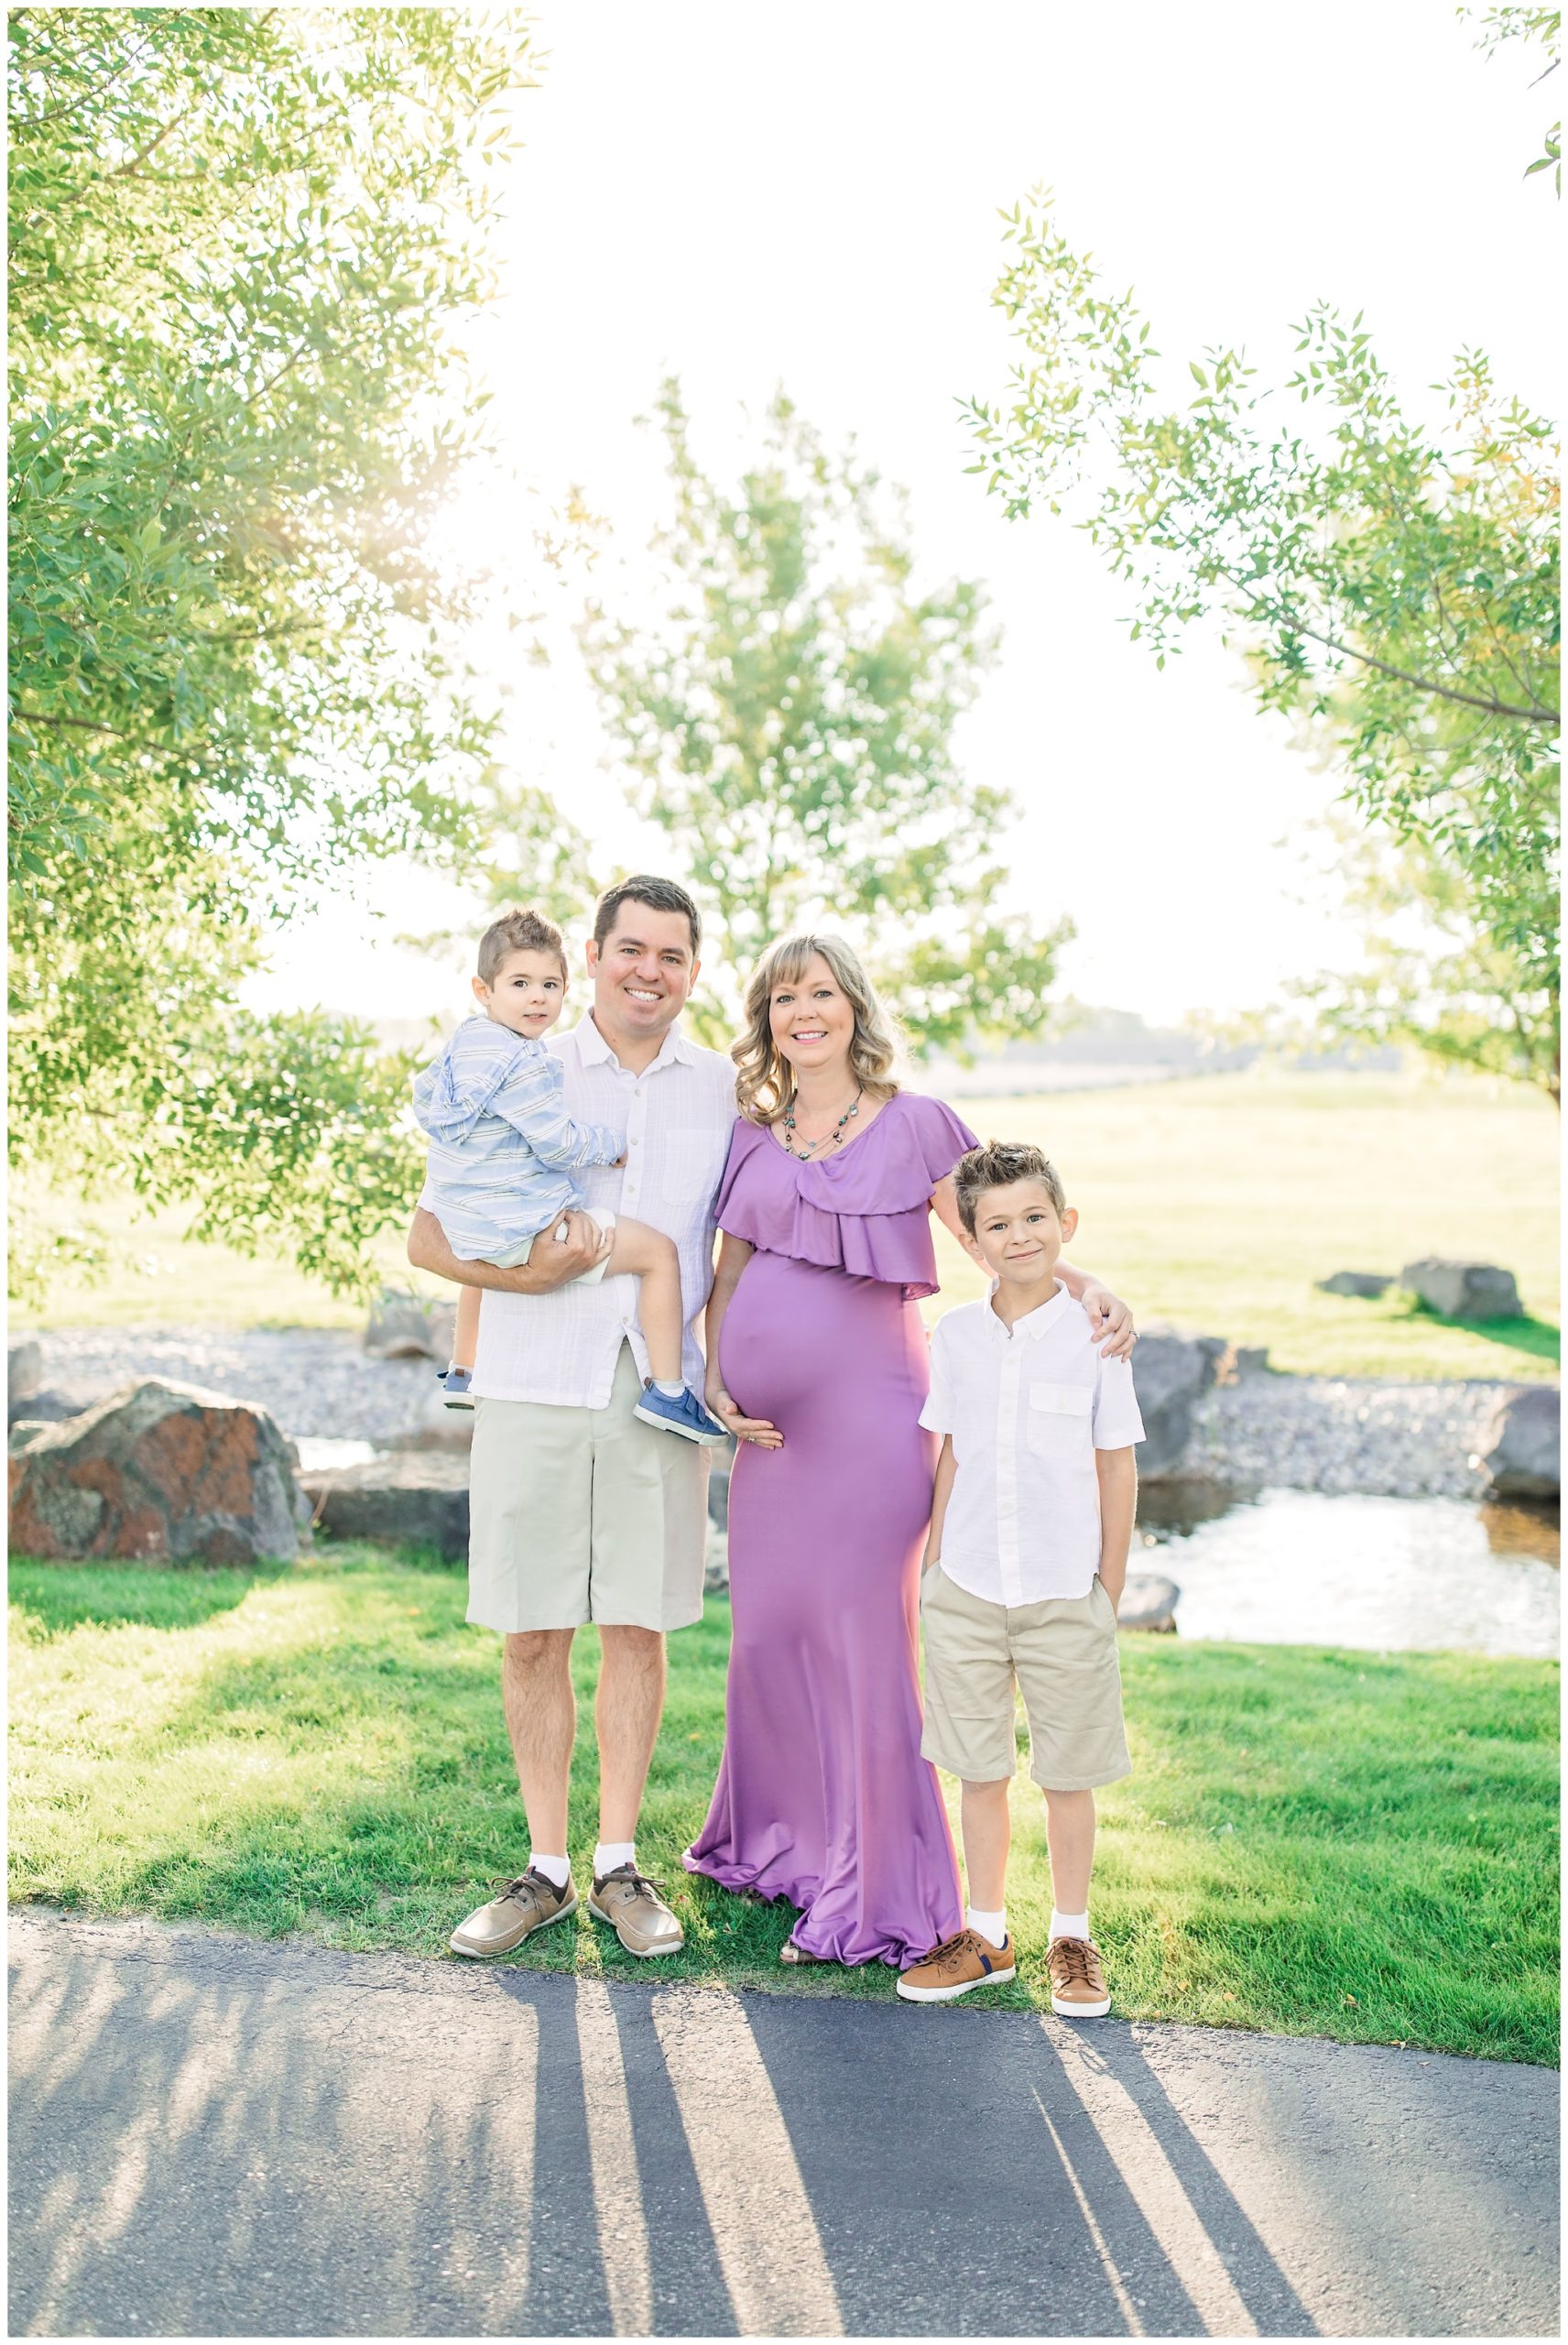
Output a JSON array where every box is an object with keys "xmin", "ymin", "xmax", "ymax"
[
  {"xmin": 470, "ymin": 1014, "xmax": 737, "ymax": 1408},
  {"xmin": 920, "ymin": 1282, "xmax": 1146, "ymax": 1605}
]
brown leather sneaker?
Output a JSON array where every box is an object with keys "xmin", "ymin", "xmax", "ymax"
[
  {"xmin": 896, "ymin": 1928, "xmax": 1017, "ymax": 2002},
  {"xmin": 587, "ymin": 1863, "xmax": 684, "ymax": 1958},
  {"xmin": 449, "ymin": 1867, "xmax": 577, "ymax": 1958},
  {"xmin": 1047, "ymin": 1935, "xmax": 1111, "ymax": 2018}
]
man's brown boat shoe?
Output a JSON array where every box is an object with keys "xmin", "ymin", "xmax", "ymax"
[
  {"xmin": 449, "ymin": 1866, "xmax": 578, "ymax": 1958},
  {"xmin": 587, "ymin": 1861, "xmax": 685, "ymax": 1958}
]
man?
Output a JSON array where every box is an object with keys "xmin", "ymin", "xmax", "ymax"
[{"xmin": 408, "ymin": 874, "xmax": 752, "ymax": 1960}]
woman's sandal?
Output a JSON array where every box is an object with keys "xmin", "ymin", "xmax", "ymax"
[{"xmin": 779, "ymin": 1938, "xmax": 825, "ymax": 1967}]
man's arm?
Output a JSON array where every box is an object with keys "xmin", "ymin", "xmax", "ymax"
[
  {"xmin": 1094, "ymin": 1446, "xmax": 1138, "ymax": 1611},
  {"xmin": 407, "ymin": 1205, "xmax": 604, "ymax": 1293}
]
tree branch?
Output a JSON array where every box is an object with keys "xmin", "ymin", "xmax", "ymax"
[
  {"xmin": 1220, "ymin": 568, "xmax": 1560, "ymax": 724},
  {"xmin": 10, "ymin": 708, "xmax": 125, "ymax": 736},
  {"xmin": 1295, "ymin": 617, "xmax": 1558, "ymax": 725},
  {"xmin": 9, "ymin": 29, "xmax": 161, "ymax": 130},
  {"xmin": 105, "ymin": 104, "xmax": 193, "ymax": 180}
]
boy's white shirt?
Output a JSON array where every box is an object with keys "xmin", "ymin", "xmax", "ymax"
[
  {"xmin": 469, "ymin": 1013, "xmax": 737, "ymax": 1407},
  {"xmin": 920, "ymin": 1279, "xmax": 1145, "ymax": 1605}
]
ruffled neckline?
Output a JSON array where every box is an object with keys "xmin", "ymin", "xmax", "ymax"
[
  {"xmin": 715, "ymin": 1093, "xmax": 979, "ymax": 1298},
  {"xmin": 728, "ymin": 1094, "xmax": 951, "ymax": 1216}
]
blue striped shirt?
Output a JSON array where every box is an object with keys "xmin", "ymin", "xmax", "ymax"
[{"xmin": 411, "ymin": 1017, "xmax": 624, "ymax": 1261}]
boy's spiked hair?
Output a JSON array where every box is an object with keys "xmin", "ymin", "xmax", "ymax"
[
  {"xmin": 953, "ymin": 1140, "xmax": 1067, "ymax": 1236},
  {"xmin": 477, "ymin": 907, "xmax": 568, "ymax": 986}
]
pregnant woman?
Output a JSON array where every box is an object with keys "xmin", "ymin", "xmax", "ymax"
[{"xmin": 685, "ymin": 933, "xmax": 1131, "ymax": 1969}]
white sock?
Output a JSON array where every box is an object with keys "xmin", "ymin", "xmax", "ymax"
[
  {"xmin": 967, "ymin": 1904, "xmax": 1007, "ymax": 1945},
  {"xmin": 594, "ymin": 1840, "xmax": 636, "ymax": 1879},
  {"xmin": 528, "ymin": 1851, "xmax": 571, "ymax": 1888},
  {"xmin": 652, "ymin": 1380, "xmax": 684, "ymax": 1398},
  {"xmin": 1051, "ymin": 1906, "xmax": 1090, "ymax": 1942}
]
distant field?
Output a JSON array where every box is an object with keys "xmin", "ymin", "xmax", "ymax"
[
  {"xmin": 927, "ymin": 1070, "xmax": 1558, "ymax": 1381},
  {"xmin": 16, "ymin": 1069, "xmax": 1559, "ymax": 1380},
  {"xmin": 13, "ymin": 1192, "xmax": 415, "ymax": 1333}
]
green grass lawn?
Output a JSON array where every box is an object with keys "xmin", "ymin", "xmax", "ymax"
[
  {"xmin": 17, "ymin": 1069, "xmax": 1557, "ymax": 1380},
  {"xmin": 10, "ymin": 1545, "xmax": 1557, "ymax": 2064}
]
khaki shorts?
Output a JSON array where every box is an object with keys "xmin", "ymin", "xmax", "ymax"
[
  {"xmin": 491, "ymin": 1210, "xmax": 616, "ymax": 1286},
  {"xmin": 466, "ymin": 1341, "xmax": 707, "ymax": 1633},
  {"xmin": 920, "ymin": 1565, "xmax": 1131, "ymax": 1792}
]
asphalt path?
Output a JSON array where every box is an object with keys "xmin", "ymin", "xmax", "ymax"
[{"xmin": 8, "ymin": 1911, "xmax": 1559, "ymax": 2338}]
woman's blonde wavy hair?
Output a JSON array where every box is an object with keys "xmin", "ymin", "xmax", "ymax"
[{"xmin": 733, "ymin": 933, "xmax": 903, "ymax": 1124}]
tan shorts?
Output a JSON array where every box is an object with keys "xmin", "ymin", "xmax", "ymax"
[
  {"xmin": 920, "ymin": 1565, "xmax": 1131, "ymax": 1792},
  {"xmin": 492, "ymin": 1210, "xmax": 616, "ymax": 1286},
  {"xmin": 466, "ymin": 1341, "xmax": 708, "ymax": 1634}
]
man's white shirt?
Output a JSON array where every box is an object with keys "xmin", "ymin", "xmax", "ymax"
[
  {"xmin": 469, "ymin": 1014, "xmax": 737, "ymax": 1407},
  {"xmin": 919, "ymin": 1281, "xmax": 1145, "ymax": 1605}
]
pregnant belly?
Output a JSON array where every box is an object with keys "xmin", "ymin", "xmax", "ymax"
[{"xmin": 719, "ymin": 1250, "xmax": 930, "ymax": 1433}]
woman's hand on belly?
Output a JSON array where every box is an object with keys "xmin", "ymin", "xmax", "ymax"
[{"xmin": 707, "ymin": 1378, "xmax": 784, "ymax": 1450}]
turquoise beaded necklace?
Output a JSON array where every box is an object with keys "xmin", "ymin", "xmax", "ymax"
[{"xmin": 780, "ymin": 1087, "xmax": 863, "ymax": 1162}]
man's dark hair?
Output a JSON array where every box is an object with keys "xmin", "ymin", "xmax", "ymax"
[
  {"xmin": 477, "ymin": 906, "xmax": 567, "ymax": 986},
  {"xmin": 954, "ymin": 1140, "xmax": 1067, "ymax": 1236},
  {"xmin": 593, "ymin": 874, "xmax": 702, "ymax": 956}
]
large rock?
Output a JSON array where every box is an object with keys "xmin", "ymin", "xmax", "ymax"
[
  {"xmin": 364, "ymin": 1290, "xmax": 457, "ymax": 1361},
  {"xmin": 387, "ymin": 1385, "xmax": 474, "ymax": 1454},
  {"xmin": 8, "ymin": 1338, "xmax": 41, "ymax": 1404},
  {"xmin": 1401, "ymin": 1259, "xmax": 1523, "ymax": 1321},
  {"xmin": 301, "ymin": 1453, "xmax": 469, "ymax": 1558},
  {"xmin": 1315, "ymin": 1271, "xmax": 1392, "ymax": 1299},
  {"xmin": 8, "ymin": 1378, "xmax": 308, "ymax": 1564},
  {"xmin": 1476, "ymin": 1387, "xmax": 1560, "ymax": 1500},
  {"xmin": 1130, "ymin": 1332, "xmax": 1225, "ymax": 1478},
  {"xmin": 1117, "ymin": 1574, "xmax": 1181, "ymax": 1632}
]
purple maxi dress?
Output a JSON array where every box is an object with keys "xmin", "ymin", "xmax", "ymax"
[{"xmin": 684, "ymin": 1091, "xmax": 977, "ymax": 1968}]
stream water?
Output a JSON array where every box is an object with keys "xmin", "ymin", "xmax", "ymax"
[{"xmin": 1136, "ymin": 1485, "xmax": 1559, "ymax": 1659}]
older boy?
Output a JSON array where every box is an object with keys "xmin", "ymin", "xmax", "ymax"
[{"xmin": 898, "ymin": 1140, "xmax": 1144, "ymax": 2012}]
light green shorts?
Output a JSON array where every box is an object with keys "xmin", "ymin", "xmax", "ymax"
[{"xmin": 466, "ymin": 1341, "xmax": 707, "ymax": 1633}]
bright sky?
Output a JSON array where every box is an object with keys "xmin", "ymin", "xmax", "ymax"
[{"xmin": 249, "ymin": 0, "xmax": 1559, "ymax": 1035}]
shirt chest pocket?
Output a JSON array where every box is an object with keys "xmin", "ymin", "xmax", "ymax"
[{"xmin": 1026, "ymin": 1381, "xmax": 1094, "ymax": 1457}]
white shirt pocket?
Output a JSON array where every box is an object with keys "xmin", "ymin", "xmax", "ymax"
[{"xmin": 1026, "ymin": 1380, "xmax": 1094, "ymax": 1457}]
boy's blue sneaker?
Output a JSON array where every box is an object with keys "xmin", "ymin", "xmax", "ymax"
[
  {"xmin": 633, "ymin": 1382, "xmax": 731, "ymax": 1446},
  {"xmin": 438, "ymin": 1365, "xmax": 475, "ymax": 1411}
]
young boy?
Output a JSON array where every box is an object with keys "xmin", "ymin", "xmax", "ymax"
[
  {"xmin": 898, "ymin": 1139, "xmax": 1144, "ymax": 2012},
  {"xmin": 412, "ymin": 906, "xmax": 727, "ymax": 1445}
]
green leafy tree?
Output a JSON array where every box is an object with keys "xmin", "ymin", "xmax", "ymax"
[
  {"xmin": 579, "ymin": 382, "xmax": 1071, "ymax": 1049},
  {"xmin": 963, "ymin": 191, "xmax": 1559, "ymax": 1099},
  {"xmin": 1465, "ymin": 5, "xmax": 1561, "ymax": 191},
  {"xmin": 8, "ymin": 6, "xmax": 538, "ymax": 1294},
  {"xmin": 1295, "ymin": 813, "xmax": 1558, "ymax": 1101}
]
